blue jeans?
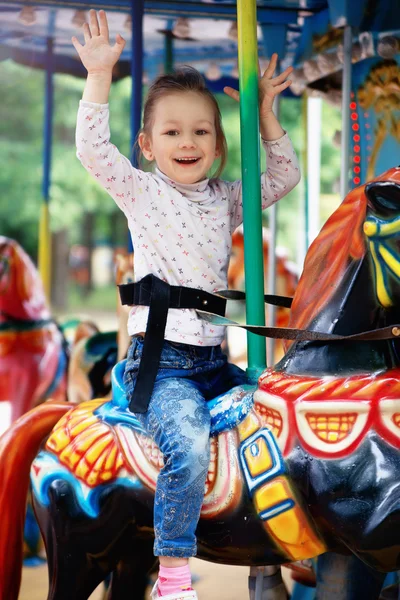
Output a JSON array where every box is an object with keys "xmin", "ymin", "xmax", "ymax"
[{"xmin": 123, "ymin": 335, "xmax": 247, "ymax": 557}]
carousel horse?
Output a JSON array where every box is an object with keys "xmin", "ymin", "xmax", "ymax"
[
  {"xmin": 0, "ymin": 236, "xmax": 109, "ymax": 416},
  {"xmin": 66, "ymin": 249, "xmax": 133, "ymax": 405},
  {"xmin": 228, "ymin": 227, "xmax": 298, "ymax": 363},
  {"xmin": 3, "ymin": 167, "xmax": 400, "ymax": 600},
  {"xmin": 0, "ymin": 236, "xmax": 67, "ymax": 434},
  {"xmin": 67, "ymin": 328, "xmax": 117, "ymax": 404},
  {"xmin": 0, "ymin": 236, "xmax": 115, "ymax": 565},
  {"xmin": 114, "ymin": 248, "xmax": 134, "ymax": 361}
]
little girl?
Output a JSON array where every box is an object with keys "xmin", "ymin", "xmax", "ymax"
[{"xmin": 73, "ymin": 10, "xmax": 300, "ymax": 599}]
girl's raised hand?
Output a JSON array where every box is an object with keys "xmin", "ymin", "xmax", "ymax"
[
  {"xmin": 259, "ymin": 54, "xmax": 292, "ymax": 118},
  {"xmin": 72, "ymin": 10, "xmax": 125, "ymax": 76},
  {"xmin": 223, "ymin": 53, "xmax": 293, "ymax": 118}
]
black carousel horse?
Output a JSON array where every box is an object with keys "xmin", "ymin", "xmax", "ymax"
[{"xmin": 2, "ymin": 167, "xmax": 400, "ymax": 600}]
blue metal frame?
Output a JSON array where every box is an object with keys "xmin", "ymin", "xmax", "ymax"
[
  {"xmin": 1, "ymin": 0, "xmax": 310, "ymax": 23},
  {"xmin": 130, "ymin": 0, "xmax": 144, "ymax": 165},
  {"xmin": 42, "ymin": 35, "xmax": 54, "ymax": 202}
]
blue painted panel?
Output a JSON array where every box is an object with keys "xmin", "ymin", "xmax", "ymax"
[{"xmin": 352, "ymin": 56, "xmax": 400, "ymax": 186}]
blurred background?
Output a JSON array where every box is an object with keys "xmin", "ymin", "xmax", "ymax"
[{"xmin": 1, "ymin": 59, "xmax": 342, "ymax": 316}]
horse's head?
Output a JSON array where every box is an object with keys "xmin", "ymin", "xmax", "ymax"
[
  {"xmin": 0, "ymin": 236, "xmax": 50, "ymax": 321},
  {"xmin": 288, "ymin": 167, "xmax": 400, "ymax": 338},
  {"xmin": 363, "ymin": 167, "xmax": 400, "ymax": 308}
]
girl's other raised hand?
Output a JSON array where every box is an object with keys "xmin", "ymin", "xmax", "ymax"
[
  {"xmin": 72, "ymin": 10, "xmax": 125, "ymax": 76},
  {"xmin": 223, "ymin": 53, "xmax": 293, "ymax": 118},
  {"xmin": 258, "ymin": 54, "xmax": 292, "ymax": 118}
]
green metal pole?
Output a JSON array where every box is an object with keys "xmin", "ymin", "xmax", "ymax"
[{"xmin": 237, "ymin": 0, "xmax": 267, "ymax": 381}]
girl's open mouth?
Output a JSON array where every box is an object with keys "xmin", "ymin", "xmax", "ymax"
[{"xmin": 174, "ymin": 158, "xmax": 200, "ymax": 166}]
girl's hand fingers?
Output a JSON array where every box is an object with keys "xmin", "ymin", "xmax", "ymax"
[
  {"xmin": 269, "ymin": 80, "xmax": 292, "ymax": 95},
  {"xmin": 262, "ymin": 53, "xmax": 278, "ymax": 79},
  {"xmin": 270, "ymin": 66, "xmax": 293, "ymax": 86},
  {"xmin": 83, "ymin": 22, "xmax": 92, "ymax": 44},
  {"xmin": 113, "ymin": 34, "xmax": 126, "ymax": 54},
  {"xmin": 89, "ymin": 9, "xmax": 100, "ymax": 36},
  {"xmin": 223, "ymin": 86, "xmax": 240, "ymax": 102},
  {"xmin": 71, "ymin": 36, "xmax": 83, "ymax": 54},
  {"xmin": 98, "ymin": 10, "xmax": 109, "ymax": 40}
]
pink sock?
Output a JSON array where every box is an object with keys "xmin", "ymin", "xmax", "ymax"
[{"xmin": 158, "ymin": 564, "xmax": 192, "ymax": 597}]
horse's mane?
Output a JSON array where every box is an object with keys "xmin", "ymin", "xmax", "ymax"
[
  {"xmin": 288, "ymin": 167, "xmax": 400, "ymax": 343},
  {"xmin": 287, "ymin": 185, "xmax": 367, "ymax": 339}
]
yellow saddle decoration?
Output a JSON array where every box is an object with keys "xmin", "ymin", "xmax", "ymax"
[{"xmin": 46, "ymin": 399, "xmax": 125, "ymax": 487}]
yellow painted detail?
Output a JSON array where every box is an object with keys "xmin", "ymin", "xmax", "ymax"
[
  {"xmin": 69, "ymin": 426, "xmax": 106, "ymax": 453},
  {"xmin": 70, "ymin": 416, "xmax": 98, "ymax": 437},
  {"xmin": 286, "ymin": 381, "xmax": 315, "ymax": 396},
  {"xmin": 363, "ymin": 221, "xmax": 378, "ymax": 237},
  {"xmin": 375, "ymin": 218, "xmax": 400, "ymax": 238},
  {"xmin": 85, "ymin": 435, "xmax": 112, "ymax": 465},
  {"xmin": 244, "ymin": 437, "xmax": 273, "ymax": 477},
  {"xmin": 46, "ymin": 428, "xmax": 70, "ymax": 452},
  {"xmin": 266, "ymin": 505, "xmax": 326, "ymax": 560},
  {"xmin": 379, "ymin": 244, "xmax": 400, "ymax": 278},
  {"xmin": 105, "ymin": 445, "xmax": 117, "ymax": 471},
  {"xmin": 254, "ymin": 478, "xmax": 291, "ymax": 514},
  {"xmin": 380, "ymin": 220, "xmax": 400, "ymax": 236},
  {"xmin": 237, "ymin": 413, "xmax": 261, "ymax": 441},
  {"xmin": 38, "ymin": 203, "xmax": 51, "ymax": 301},
  {"xmin": 92, "ymin": 449, "xmax": 109, "ymax": 474},
  {"xmin": 268, "ymin": 507, "xmax": 301, "ymax": 545},
  {"xmin": 60, "ymin": 449, "xmax": 81, "ymax": 469},
  {"xmin": 75, "ymin": 460, "xmax": 90, "ymax": 480},
  {"xmin": 370, "ymin": 243, "xmax": 392, "ymax": 307}
]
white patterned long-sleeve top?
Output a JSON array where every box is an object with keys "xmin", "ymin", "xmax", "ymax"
[{"xmin": 76, "ymin": 100, "xmax": 300, "ymax": 346}]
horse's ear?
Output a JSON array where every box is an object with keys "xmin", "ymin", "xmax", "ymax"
[{"xmin": 365, "ymin": 181, "xmax": 400, "ymax": 213}]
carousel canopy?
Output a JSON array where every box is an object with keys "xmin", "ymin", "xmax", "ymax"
[{"xmin": 0, "ymin": 0, "xmax": 399, "ymax": 90}]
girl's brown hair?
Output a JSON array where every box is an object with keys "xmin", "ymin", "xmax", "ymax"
[{"xmin": 137, "ymin": 66, "xmax": 228, "ymax": 178}]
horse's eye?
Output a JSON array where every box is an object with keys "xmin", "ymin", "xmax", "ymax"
[{"xmin": 365, "ymin": 182, "xmax": 400, "ymax": 213}]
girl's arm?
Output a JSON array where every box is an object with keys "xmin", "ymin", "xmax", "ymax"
[
  {"xmin": 73, "ymin": 11, "xmax": 152, "ymax": 215},
  {"xmin": 224, "ymin": 55, "xmax": 300, "ymax": 222},
  {"xmin": 224, "ymin": 53, "xmax": 292, "ymax": 141},
  {"xmin": 226, "ymin": 133, "xmax": 300, "ymax": 228}
]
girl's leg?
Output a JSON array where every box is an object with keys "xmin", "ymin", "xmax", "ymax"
[{"xmin": 138, "ymin": 377, "xmax": 210, "ymax": 595}]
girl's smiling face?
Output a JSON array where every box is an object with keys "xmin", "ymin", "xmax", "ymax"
[{"xmin": 139, "ymin": 92, "xmax": 220, "ymax": 184}]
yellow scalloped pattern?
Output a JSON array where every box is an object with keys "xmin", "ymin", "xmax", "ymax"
[{"xmin": 46, "ymin": 399, "xmax": 125, "ymax": 487}]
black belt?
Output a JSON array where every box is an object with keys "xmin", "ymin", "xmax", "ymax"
[
  {"xmin": 120, "ymin": 275, "xmax": 400, "ymax": 414},
  {"xmin": 118, "ymin": 274, "xmax": 227, "ymax": 413}
]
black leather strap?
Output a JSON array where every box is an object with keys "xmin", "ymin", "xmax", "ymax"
[
  {"xmin": 119, "ymin": 275, "xmax": 228, "ymax": 414},
  {"xmin": 198, "ymin": 312, "xmax": 400, "ymax": 343},
  {"xmin": 119, "ymin": 274, "xmax": 227, "ymax": 315},
  {"xmin": 130, "ymin": 277, "xmax": 170, "ymax": 412},
  {"xmin": 217, "ymin": 289, "xmax": 292, "ymax": 308}
]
